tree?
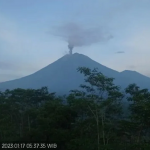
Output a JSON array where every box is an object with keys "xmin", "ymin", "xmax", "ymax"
[
  {"xmin": 69, "ymin": 67, "xmax": 123, "ymax": 150},
  {"xmin": 125, "ymin": 84, "xmax": 150, "ymax": 144}
]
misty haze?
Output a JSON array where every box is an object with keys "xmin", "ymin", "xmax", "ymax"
[{"xmin": 0, "ymin": 0, "xmax": 150, "ymax": 149}]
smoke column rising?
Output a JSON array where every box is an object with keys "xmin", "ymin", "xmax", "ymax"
[
  {"xmin": 52, "ymin": 22, "xmax": 113, "ymax": 54},
  {"xmin": 68, "ymin": 44, "xmax": 73, "ymax": 54}
]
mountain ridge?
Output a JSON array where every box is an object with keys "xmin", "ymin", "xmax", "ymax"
[{"xmin": 0, "ymin": 53, "xmax": 150, "ymax": 94}]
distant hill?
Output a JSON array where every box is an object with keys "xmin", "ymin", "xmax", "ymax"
[{"xmin": 0, "ymin": 53, "xmax": 150, "ymax": 95}]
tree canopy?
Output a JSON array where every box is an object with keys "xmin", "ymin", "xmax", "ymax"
[{"xmin": 0, "ymin": 67, "xmax": 150, "ymax": 150}]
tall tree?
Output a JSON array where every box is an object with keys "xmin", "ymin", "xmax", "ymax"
[{"xmin": 69, "ymin": 67, "xmax": 123, "ymax": 150}]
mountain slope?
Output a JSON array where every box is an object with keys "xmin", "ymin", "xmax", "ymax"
[
  {"xmin": 0, "ymin": 53, "xmax": 150, "ymax": 94},
  {"xmin": 119, "ymin": 70, "xmax": 150, "ymax": 89}
]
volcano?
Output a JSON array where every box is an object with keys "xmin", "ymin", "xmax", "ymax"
[{"xmin": 0, "ymin": 53, "xmax": 150, "ymax": 95}]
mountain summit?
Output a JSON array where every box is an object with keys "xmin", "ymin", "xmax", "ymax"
[{"xmin": 0, "ymin": 53, "xmax": 150, "ymax": 94}]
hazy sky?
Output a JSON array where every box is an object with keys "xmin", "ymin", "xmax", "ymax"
[{"xmin": 0, "ymin": 0, "xmax": 150, "ymax": 82}]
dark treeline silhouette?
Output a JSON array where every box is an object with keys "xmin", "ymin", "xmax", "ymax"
[{"xmin": 0, "ymin": 67, "xmax": 150, "ymax": 150}]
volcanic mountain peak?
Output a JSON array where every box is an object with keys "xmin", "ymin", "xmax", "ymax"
[{"xmin": 0, "ymin": 53, "xmax": 150, "ymax": 95}]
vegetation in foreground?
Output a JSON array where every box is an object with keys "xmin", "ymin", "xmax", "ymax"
[{"xmin": 0, "ymin": 67, "xmax": 150, "ymax": 150}]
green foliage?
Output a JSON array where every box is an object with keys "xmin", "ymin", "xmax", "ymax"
[{"xmin": 0, "ymin": 68, "xmax": 150, "ymax": 150}]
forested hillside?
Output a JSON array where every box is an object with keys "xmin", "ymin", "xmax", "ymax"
[{"xmin": 0, "ymin": 67, "xmax": 150, "ymax": 150}]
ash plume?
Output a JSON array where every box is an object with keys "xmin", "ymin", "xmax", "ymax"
[
  {"xmin": 51, "ymin": 23, "xmax": 113, "ymax": 54},
  {"xmin": 68, "ymin": 44, "xmax": 73, "ymax": 54}
]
